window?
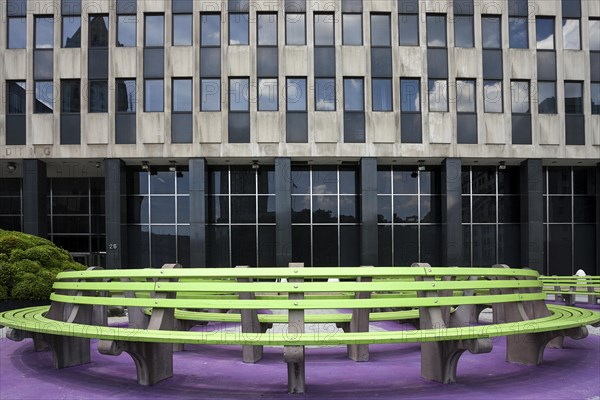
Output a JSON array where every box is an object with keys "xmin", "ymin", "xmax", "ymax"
[
  {"xmin": 287, "ymin": 78, "xmax": 307, "ymax": 111},
  {"xmin": 62, "ymin": 16, "xmax": 81, "ymax": 48},
  {"xmin": 377, "ymin": 166, "xmax": 442, "ymax": 266},
  {"xmin": 286, "ymin": 13, "xmax": 305, "ymax": 45},
  {"xmin": 229, "ymin": 78, "xmax": 250, "ymax": 111},
  {"xmin": 538, "ymin": 82, "xmax": 557, "ymax": 114},
  {"xmin": 457, "ymin": 80, "xmax": 476, "ymax": 112},
  {"xmin": 7, "ymin": 81, "xmax": 26, "ymax": 114},
  {"xmin": 117, "ymin": 15, "xmax": 136, "ymax": 47},
  {"xmin": 144, "ymin": 79, "xmax": 164, "ymax": 112},
  {"xmin": 145, "ymin": 15, "xmax": 164, "ymax": 47},
  {"xmin": 172, "ymin": 78, "xmax": 192, "ymax": 112},
  {"xmin": 399, "ymin": 14, "xmax": 419, "ymax": 46},
  {"xmin": 343, "ymin": 14, "xmax": 362, "ymax": 45},
  {"xmin": 426, "ymin": 15, "xmax": 446, "ymax": 47},
  {"xmin": 116, "ymin": 79, "xmax": 136, "ymax": 113},
  {"xmin": 173, "ymin": 14, "xmax": 192, "ymax": 46},
  {"xmin": 201, "ymin": 14, "xmax": 221, "ymax": 46},
  {"xmin": 201, "ymin": 79, "xmax": 221, "ymax": 111},
  {"xmin": 482, "ymin": 15, "xmax": 501, "ymax": 49},
  {"xmin": 314, "ymin": 13, "xmax": 334, "ymax": 46},
  {"xmin": 89, "ymin": 81, "xmax": 108, "ymax": 113},
  {"xmin": 291, "ymin": 166, "xmax": 360, "ymax": 267},
  {"xmin": 536, "ymin": 17, "xmax": 555, "ymax": 50},
  {"xmin": 229, "ymin": 13, "xmax": 249, "ymax": 45},
  {"xmin": 454, "ymin": 15, "xmax": 474, "ymax": 48},
  {"xmin": 591, "ymin": 19, "xmax": 600, "ymax": 51},
  {"xmin": 372, "ymin": 79, "xmax": 392, "ymax": 112},
  {"xmin": 8, "ymin": 17, "xmax": 26, "ymax": 48},
  {"xmin": 371, "ymin": 14, "xmax": 391, "ymax": 47},
  {"xmin": 258, "ymin": 78, "xmax": 278, "ymax": 111},
  {"xmin": 61, "ymin": 80, "xmax": 81, "ymax": 113},
  {"xmin": 34, "ymin": 81, "xmax": 54, "ymax": 113},
  {"xmin": 315, "ymin": 78, "xmax": 336, "ymax": 111},
  {"xmin": 564, "ymin": 82, "xmax": 583, "ymax": 114},
  {"xmin": 509, "ymin": 17, "xmax": 528, "ymax": 49},
  {"xmin": 258, "ymin": 13, "xmax": 277, "ymax": 46},
  {"xmin": 592, "ymin": 83, "xmax": 600, "ymax": 115},
  {"xmin": 511, "ymin": 81, "xmax": 530, "ymax": 114},
  {"xmin": 428, "ymin": 79, "xmax": 448, "ymax": 112},
  {"xmin": 89, "ymin": 15, "xmax": 109, "ymax": 47},
  {"xmin": 484, "ymin": 80, "xmax": 503, "ymax": 113},
  {"xmin": 562, "ymin": 19, "xmax": 580, "ymax": 50},
  {"xmin": 344, "ymin": 78, "xmax": 364, "ymax": 111},
  {"xmin": 401, "ymin": 79, "xmax": 420, "ymax": 112},
  {"xmin": 35, "ymin": 16, "xmax": 54, "ymax": 49}
]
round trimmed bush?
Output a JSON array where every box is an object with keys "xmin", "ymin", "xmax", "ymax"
[{"xmin": 0, "ymin": 229, "xmax": 86, "ymax": 301}]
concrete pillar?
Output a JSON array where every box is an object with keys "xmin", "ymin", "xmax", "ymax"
[
  {"xmin": 596, "ymin": 163, "xmax": 600, "ymax": 275},
  {"xmin": 22, "ymin": 159, "xmax": 48, "ymax": 237},
  {"xmin": 441, "ymin": 158, "xmax": 463, "ymax": 266},
  {"xmin": 520, "ymin": 159, "xmax": 544, "ymax": 273},
  {"xmin": 275, "ymin": 158, "xmax": 292, "ymax": 266},
  {"xmin": 360, "ymin": 158, "xmax": 378, "ymax": 266},
  {"xmin": 104, "ymin": 159, "xmax": 127, "ymax": 269},
  {"xmin": 189, "ymin": 158, "xmax": 207, "ymax": 267}
]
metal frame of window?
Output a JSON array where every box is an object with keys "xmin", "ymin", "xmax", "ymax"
[
  {"xmin": 207, "ymin": 166, "xmax": 276, "ymax": 267},
  {"xmin": 377, "ymin": 166, "xmax": 442, "ymax": 266},
  {"xmin": 291, "ymin": 166, "xmax": 360, "ymax": 267},
  {"xmin": 461, "ymin": 166, "xmax": 520, "ymax": 267},
  {"xmin": 0, "ymin": 178, "xmax": 23, "ymax": 231},
  {"xmin": 126, "ymin": 170, "xmax": 190, "ymax": 268}
]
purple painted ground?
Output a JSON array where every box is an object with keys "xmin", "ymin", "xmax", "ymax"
[{"xmin": 1, "ymin": 324, "xmax": 599, "ymax": 400}]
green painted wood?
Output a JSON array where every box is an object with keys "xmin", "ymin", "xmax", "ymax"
[
  {"xmin": 48, "ymin": 292, "xmax": 546, "ymax": 309},
  {"xmin": 57, "ymin": 266, "xmax": 540, "ymax": 280},
  {"xmin": 1, "ymin": 304, "xmax": 598, "ymax": 346},
  {"xmin": 52, "ymin": 279, "xmax": 542, "ymax": 293}
]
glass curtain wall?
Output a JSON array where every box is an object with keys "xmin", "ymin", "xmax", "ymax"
[
  {"xmin": 0, "ymin": 178, "xmax": 22, "ymax": 231},
  {"xmin": 377, "ymin": 166, "xmax": 442, "ymax": 266},
  {"xmin": 126, "ymin": 169, "xmax": 190, "ymax": 268}
]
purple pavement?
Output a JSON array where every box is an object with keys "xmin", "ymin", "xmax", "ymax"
[{"xmin": 1, "ymin": 325, "xmax": 599, "ymax": 400}]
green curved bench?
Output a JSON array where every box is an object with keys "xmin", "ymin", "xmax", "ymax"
[
  {"xmin": 1, "ymin": 263, "xmax": 598, "ymax": 394},
  {"xmin": 539, "ymin": 275, "xmax": 600, "ymax": 306}
]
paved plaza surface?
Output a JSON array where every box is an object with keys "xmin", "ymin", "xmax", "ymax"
[{"xmin": 1, "ymin": 303, "xmax": 599, "ymax": 400}]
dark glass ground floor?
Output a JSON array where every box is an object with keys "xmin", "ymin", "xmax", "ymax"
[{"xmin": 0, "ymin": 158, "xmax": 598, "ymax": 276}]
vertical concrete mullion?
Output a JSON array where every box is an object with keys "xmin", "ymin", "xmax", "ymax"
[
  {"xmin": 361, "ymin": 158, "xmax": 378, "ymax": 266},
  {"xmin": 276, "ymin": 158, "xmax": 292, "ymax": 266},
  {"xmin": 190, "ymin": 158, "xmax": 207, "ymax": 267},
  {"xmin": 520, "ymin": 159, "xmax": 544, "ymax": 273},
  {"xmin": 104, "ymin": 158, "xmax": 126, "ymax": 269},
  {"xmin": 442, "ymin": 158, "xmax": 462, "ymax": 266},
  {"xmin": 22, "ymin": 159, "xmax": 48, "ymax": 238}
]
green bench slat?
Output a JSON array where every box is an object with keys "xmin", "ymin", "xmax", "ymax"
[
  {"xmin": 49, "ymin": 292, "xmax": 546, "ymax": 310},
  {"xmin": 52, "ymin": 279, "xmax": 542, "ymax": 293},
  {"xmin": 1, "ymin": 304, "xmax": 597, "ymax": 346},
  {"xmin": 57, "ymin": 266, "xmax": 540, "ymax": 280}
]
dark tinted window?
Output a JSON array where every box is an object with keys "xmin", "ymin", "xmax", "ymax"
[
  {"xmin": 565, "ymin": 82, "xmax": 583, "ymax": 114},
  {"xmin": 116, "ymin": 79, "xmax": 136, "ymax": 112},
  {"xmin": 538, "ymin": 81, "xmax": 556, "ymax": 114},
  {"xmin": 592, "ymin": 83, "xmax": 600, "ymax": 115},
  {"xmin": 61, "ymin": 80, "xmax": 80, "ymax": 113},
  {"xmin": 371, "ymin": 14, "xmax": 391, "ymax": 46},
  {"xmin": 89, "ymin": 80, "xmax": 108, "ymax": 113},
  {"xmin": 454, "ymin": 15, "xmax": 474, "ymax": 48},
  {"xmin": 7, "ymin": 81, "xmax": 26, "ymax": 114},
  {"xmin": 89, "ymin": 15, "xmax": 109, "ymax": 47},
  {"xmin": 35, "ymin": 81, "xmax": 54, "ymax": 113}
]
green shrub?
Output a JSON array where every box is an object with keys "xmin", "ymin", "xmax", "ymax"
[{"xmin": 0, "ymin": 229, "xmax": 86, "ymax": 301}]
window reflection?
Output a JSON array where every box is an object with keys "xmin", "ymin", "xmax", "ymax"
[
  {"xmin": 35, "ymin": 17, "xmax": 54, "ymax": 49},
  {"xmin": 258, "ymin": 14, "xmax": 277, "ymax": 46},
  {"xmin": 229, "ymin": 13, "xmax": 249, "ymax": 45},
  {"xmin": 63, "ymin": 17, "xmax": 81, "ymax": 48},
  {"xmin": 314, "ymin": 13, "xmax": 334, "ymax": 45},
  {"xmin": 286, "ymin": 13, "xmax": 305, "ymax": 45},
  {"xmin": 343, "ymin": 14, "xmax": 362, "ymax": 45},
  {"xmin": 201, "ymin": 14, "xmax": 221, "ymax": 46},
  {"xmin": 562, "ymin": 19, "xmax": 580, "ymax": 50},
  {"xmin": 173, "ymin": 14, "xmax": 192, "ymax": 46},
  {"xmin": 536, "ymin": 17, "xmax": 555, "ymax": 50},
  {"xmin": 145, "ymin": 14, "xmax": 164, "ymax": 47},
  {"xmin": 8, "ymin": 17, "xmax": 27, "ymax": 49},
  {"xmin": 117, "ymin": 15, "xmax": 136, "ymax": 47},
  {"xmin": 509, "ymin": 17, "xmax": 528, "ymax": 48}
]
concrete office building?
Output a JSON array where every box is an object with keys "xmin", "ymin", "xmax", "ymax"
[{"xmin": 0, "ymin": 0, "xmax": 598, "ymax": 275}]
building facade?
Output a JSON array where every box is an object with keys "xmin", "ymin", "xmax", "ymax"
[{"xmin": 0, "ymin": 0, "xmax": 598, "ymax": 275}]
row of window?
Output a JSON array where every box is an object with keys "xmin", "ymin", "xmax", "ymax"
[
  {"xmin": 7, "ymin": 12, "xmax": 600, "ymax": 51},
  {"xmin": 7, "ymin": 78, "xmax": 598, "ymax": 115}
]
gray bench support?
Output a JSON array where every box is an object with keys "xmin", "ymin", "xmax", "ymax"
[
  {"xmin": 285, "ymin": 262, "xmax": 305, "ymax": 394},
  {"xmin": 348, "ymin": 266, "xmax": 372, "ymax": 362},
  {"xmin": 414, "ymin": 263, "xmax": 492, "ymax": 384},
  {"xmin": 98, "ymin": 263, "xmax": 179, "ymax": 385},
  {"xmin": 237, "ymin": 265, "xmax": 264, "ymax": 363}
]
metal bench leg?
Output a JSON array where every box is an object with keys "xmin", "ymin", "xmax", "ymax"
[
  {"xmin": 98, "ymin": 340, "xmax": 173, "ymax": 385},
  {"xmin": 237, "ymin": 266, "xmax": 264, "ymax": 363},
  {"xmin": 6, "ymin": 329, "xmax": 50, "ymax": 352},
  {"xmin": 506, "ymin": 327, "xmax": 588, "ymax": 365},
  {"xmin": 347, "ymin": 270, "xmax": 372, "ymax": 362}
]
